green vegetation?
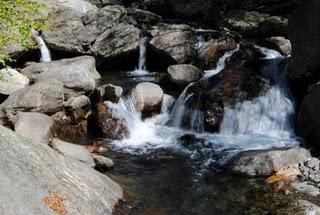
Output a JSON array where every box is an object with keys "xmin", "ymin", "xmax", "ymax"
[{"xmin": 0, "ymin": 0, "xmax": 47, "ymax": 66}]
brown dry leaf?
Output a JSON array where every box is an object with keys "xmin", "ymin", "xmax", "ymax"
[
  {"xmin": 43, "ymin": 193, "xmax": 67, "ymax": 215},
  {"xmin": 266, "ymin": 166, "xmax": 300, "ymax": 184}
]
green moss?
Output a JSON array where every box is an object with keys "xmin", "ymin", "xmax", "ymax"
[{"xmin": 0, "ymin": 0, "xmax": 47, "ymax": 66}]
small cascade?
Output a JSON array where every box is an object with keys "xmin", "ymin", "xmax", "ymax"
[
  {"xmin": 203, "ymin": 45, "xmax": 239, "ymax": 78},
  {"xmin": 169, "ymin": 83, "xmax": 205, "ymax": 133},
  {"xmin": 220, "ymin": 47, "xmax": 295, "ymax": 139},
  {"xmin": 130, "ymin": 37, "xmax": 150, "ymax": 76},
  {"xmin": 31, "ymin": 29, "xmax": 51, "ymax": 62}
]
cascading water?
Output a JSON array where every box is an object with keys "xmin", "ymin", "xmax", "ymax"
[
  {"xmin": 203, "ymin": 45, "xmax": 239, "ymax": 78},
  {"xmin": 220, "ymin": 47, "xmax": 295, "ymax": 139},
  {"xmin": 31, "ymin": 29, "xmax": 51, "ymax": 62},
  {"xmin": 107, "ymin": 45, "xmax": 298, "ymax": 165},
  {"xmin": 130, "ymin": 37, "xmax": 150, "ymax": 76}
]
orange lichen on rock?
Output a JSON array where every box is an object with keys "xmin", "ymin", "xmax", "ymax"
[{"xmin": 43, "ymin": 193, "xmax": 67, "ymax": 215}]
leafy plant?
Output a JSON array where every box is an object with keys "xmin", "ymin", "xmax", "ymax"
[{"xmin": 0, "ymin": 0, "xmax": 47, "ymax": 67}]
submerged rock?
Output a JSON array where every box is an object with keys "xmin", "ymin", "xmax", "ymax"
[
  {"xmin": 15, "ymin": 112, "xmax": 54, "ymax": 144},
  {"xmin": 1, "ymin": 79, "xmax": 64, "ymax": 115},
  {"xmin": 0, "ymin": 68, "xmax": 30, "ymax": 95},
  {"xmin": 131, "ymin": 82, "xmax": 164, "ymax": 113},
  {"xmin": 229, "ymin": 147, "xmax": 311, "ymax": 176},
  {"xmin": 0, "ymin": 124, "xmax": 122, "ymax": 214},
  {"xmin": 198, "ymin": 37, "xmax": 237, "ymax": 70},
  {"xmin": 295, "ymin": 200, "xmax": 320, "ymax": 215},
  {"xmin": 21, "ymin": 56, "xmax": 100, "ymax": 92},
  {"xmin": 291, "ymin": 182, "xmax": 320, "ymax": 197},
  {"xmin": 149, "ymin": 24, "xmax": 197, "ymax": 64},
  {"xmin": 51, "ymin": 138, "xmax": 95, "ymax": 167},
  {"xmin": 167, "ymin": 64, "xmax": 202, "ymax": 86}
]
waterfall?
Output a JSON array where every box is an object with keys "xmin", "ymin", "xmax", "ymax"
[
  {"xmin": 31, "ymin": 29, "xmax": 51, "ymax": 62},
  {"xmin": 220, "ymin": 47, "xmax": 295, "ymax": 139},
  {"xmin": 169, "ymin": 83, "xmax": 205, "ymax": 132},
  {"xmin": 130, "ymin": 37, "xmax": 149, "ymax": 76},
  {"xmin": 203, "ymin": 45, "xmax": 239, "ymax": 78}
]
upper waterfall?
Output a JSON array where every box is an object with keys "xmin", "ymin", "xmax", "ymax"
[{"xmin": 31, "ymin": 29, "xmax": 51, "ymax": 63}]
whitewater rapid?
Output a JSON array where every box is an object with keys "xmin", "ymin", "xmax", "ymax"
[{"xmin": 106, "ymin": 45, "xmax": 298, "ymax": 165}]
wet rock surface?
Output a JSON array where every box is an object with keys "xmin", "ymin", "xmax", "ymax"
[
  {"xmin": 229, "ymin": 147, "xmax": 311, "ymax": 176},
  {"xmin": 167, "ymin": 64, "xmax": 202, "ymax": 86},
  {"xmin": 131, "ymin": 82, "xmax": 164, "ymax": 113}
]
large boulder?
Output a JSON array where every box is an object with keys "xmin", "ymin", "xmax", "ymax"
[
  {"xmin": 21, "ymin": 56, "xmax": 100, "ymax": 92},
  {"xmin": 0, "ymin": 124, "xmax": 122, "ymax": 214},
  {"xmin": 0, "ymin": 79, "xmax": 64, "ymax": 115},
  {"xmin": 82, "ymin": 5, "xmax": 128, "ymax": 40},
  {"xmin": 14, "ymin": 112, "xmax": 54, "ymax": 145},
  {"xmin": 42, "ymin": 3, "xmax": 127, "ymax": 54},
  {"xmin": 98, "ymin": 84, "xmax": 123, "ymax": 103},
  {"xmin": 0, "ymin": 68, "xmax": 30, "ymax": 95},
  {"xmin": 219, "ymin": 10, "xmax": 288, "ymax": 37},
  {"xmin": 51, "ymin": 138, "xmax": 95, "ymax": 167},
  {"xmin": 229, "ymin": 147, "xmax": 311, "ymax": 176},
  {"xmin": 262, "ymin": 36, "xmax": 291, "ymax": 56},
  {"xmin": 91, "ymin": 23, "xmax": 141, "ymax": 59},
  {"xmin": 198, "ymin": 37, "xmax": 237, "ymax": 70},
  {"xmin": 131, "ymin": 82, "xmax": 164, "ymax": 113},
  {"xmin": 149, "ymin": 24, "xmax": 197, "ymax": 64},
  {"xmin": 167, "ymin": 64, "xmax": 202, "ymax": 86}
]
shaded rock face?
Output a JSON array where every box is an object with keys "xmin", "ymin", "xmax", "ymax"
[
  {"xmin": 15, "ymin": 112, "xmax": 54, "ymax": 144},
  {"xmin": 149, "ymin": 24, "xmax": 197, "ymax": 64},
  {"xmin": 219, "ymin": 10, "xmax": 288, "ymax": 37},
  {"xmin": 0, "ymin": 125, "xmax": 122, "ymax": 214},
  {"xmin": 21, "ymin": 56, "xmax": 100, "ymax": 92},
  {"xmin": 167, "ymin": 64, "xmax": 202, "ymax": 86},
  {"xmin": 288, "ymin": 0, "xmax": 320, "ymax": 101},
  {"xmin": 229, "ymin": 147, "xmax": 311, "ymax": 176},
  {"xmin": 185, "ymin": 44, "xmax": 269, "ymax": 131},
  {"xmin": 131, "ymin": 82, "xmax": 164, "ymax": 113},
  {"xmin": 0, "ymin": 68, "xmax": 30, "ymax": 95},
  {"xmin": 94, "ymin": 102, "xmax": 129, "ymax": 139},
  {"xmin": 296, "ymin": 85, "xmax": 320, "ymax": 150},
  {"xmin": 198, "ymin": 37, "xmax": 237, "ymax": 70},
  {"xmin": 126, "ymin": 7, "xmax": 162, "ymax": 29},
  {"xmin": 0, "ymin": 79, "xmax": 64, "ymax": 115}
]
